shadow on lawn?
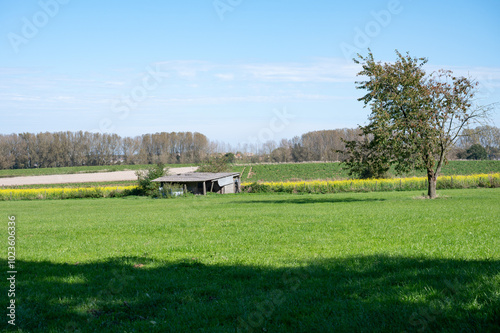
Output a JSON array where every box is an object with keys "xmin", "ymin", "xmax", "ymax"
[
  {"xmin": 12, "ymin": 255, "xmax": 500, "ymax": 332},
  {"xmin": 231, "ymin": 196, "xmax": 386, "ymax": 205}
]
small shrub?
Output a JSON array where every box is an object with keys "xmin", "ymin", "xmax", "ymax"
[{"xmin": 136, "ymin": 163, "xmax": 169, "ymax": 197}]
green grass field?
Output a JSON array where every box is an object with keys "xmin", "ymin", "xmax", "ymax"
[
  {"xmin": 3, "ymin": 188, "xmax": 500, "ymax": 332},
  {"xmin": 234, "ymin": 160, "xmax": 500, "ymax": 182}
]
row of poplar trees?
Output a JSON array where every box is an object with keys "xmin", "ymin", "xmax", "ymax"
[{"xmin": 0, "ymin": 131, "xmax": 209, "ymax": 169}]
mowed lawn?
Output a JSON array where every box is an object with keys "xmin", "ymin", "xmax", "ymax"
[{"xmin": 4, "ymin": 189, "xmax": 500, "ymax": 332}]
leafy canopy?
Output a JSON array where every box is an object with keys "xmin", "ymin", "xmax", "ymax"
[{"xmin": 345, "ymin": 50, "xmax": 488, "ymax": 180}]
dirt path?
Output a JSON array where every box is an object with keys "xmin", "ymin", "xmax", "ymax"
[{"xmin": 0, "ymin": 167, "xmax": 198, "ymax": 186}]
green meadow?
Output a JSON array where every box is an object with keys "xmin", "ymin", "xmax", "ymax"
[
  {"xmin": 2, "ymin": 188, "xmax": 500, "ymax": 332},
  {"xmin": 235, "ymin": 160, "xmax": 500, "ymax": 182}
]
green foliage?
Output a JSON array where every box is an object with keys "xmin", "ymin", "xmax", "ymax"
[
  {"xmin": 197, "ymin": 155, "xmax": 232, "ymax": 173},
  {"xmin": 224, "ymin": 152, "xmax": 236, "ymax": 163},
  {"xmin": 342, "ymin": 137, "xmax": 391, "ymax": 179},
  {"xmin": 466, "ymin": 144, "xmax": 488, "ymax": 160},
  {"xmin": 135, "ymin": 163, "xmax": 168, "ymax": 196},
  {"xmin": 351, "ymin": 50, "xmax": 432, "ymax": 175},
  {"xmin": 4, "ymin": 189, "xmax": 500, "ymax": 332},
  {"xmin": 345, "ymin": 50, "xmax": 491, "ymax": 198}
]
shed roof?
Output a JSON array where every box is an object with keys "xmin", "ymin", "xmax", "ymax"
[{"xmin": 153, "ymin": 172, "xmax": 240, "ymax": 183}]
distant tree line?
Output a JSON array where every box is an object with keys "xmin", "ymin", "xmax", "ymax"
[
  {"xmin": 0, "ymin": 126, "xmax": 498, "ymax": 170},
  {"xmin": 453, "ymin": 125, "xmax": 500, "ymax": 160},
  {"xmin": 236, "ymin": 126, "xmax": 499, "ymax": 164},
  {"xmin": 0, "ymin": 131, "xmax": 209, "ymax": 169},
  {"xmin": 266, "ymin": 129, "xmax": 362, "ymax": 163}
]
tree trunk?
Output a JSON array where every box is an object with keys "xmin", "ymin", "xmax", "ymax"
[{"xmin": 427, "ymin": 170, "xmax": 437, "ymax": 199}]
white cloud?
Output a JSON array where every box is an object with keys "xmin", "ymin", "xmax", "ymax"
[
  {"xmin": 1, "ymin": 59, "xmax": 499, "ymax": 116},
  {"xmin": 103, "ymin": 81, "xmax": 127, "ymax": 87},
  {"xmin": 240, "ymin": 59, "xmax": 361, "ymax": 83},
  {"xmin": 152, "ymin": 58, "xmax": 361, "ymax": 83},
  {"xmin": 215, "ymin": 73, "xmax": 234, "ymax": 81},
  {"xmin": 142, "ymin": 93, "xmax": 352, "ymax": 106}
]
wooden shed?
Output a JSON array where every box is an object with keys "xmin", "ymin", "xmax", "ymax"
[{"xmin": 152, "ymin": 172, "xmax": 241, "ymax": 195}]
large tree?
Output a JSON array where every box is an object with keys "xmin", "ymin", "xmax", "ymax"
[{"xmin": 344, "ymin": 50, "xmax": 493, "ymax": 198}]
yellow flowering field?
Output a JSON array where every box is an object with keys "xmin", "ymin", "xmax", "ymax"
[
  {"xmin": 242, "ymin": 173, "xmax": 500, "ymax": 194},
  {"xmin": 1, "ymin": 173, "xmax": 499, "ymax": 199},
  {"xmin": 0, "ymin": 185, "xmax": 137, "ymax": 200}
]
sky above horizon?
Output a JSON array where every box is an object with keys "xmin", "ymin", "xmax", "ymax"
[{"xmin": 1, "ymin": 0, "xmax": 499, "ymax": 146}]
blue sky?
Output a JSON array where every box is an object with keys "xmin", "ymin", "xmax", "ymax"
[{"xmin": 1, "ymin": 0, "xmax": 499, "ymax": 145}]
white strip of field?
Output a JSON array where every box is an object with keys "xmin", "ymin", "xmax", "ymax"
[{"xmin": 0, "ymin": 167, "xmax": 198, "ymax": 186}]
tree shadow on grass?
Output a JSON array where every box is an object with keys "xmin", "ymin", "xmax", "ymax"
[
  {"xmin": 11, "ymin": 255, "xmax": 500, "ymax": 332},
  {"xmin": 230, "ymin": 196, "xmax": 386, "ymax": 205}
]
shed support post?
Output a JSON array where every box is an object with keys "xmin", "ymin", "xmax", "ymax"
[{"xmin": 203, "ymin": 181, "xmax": 206, "ymax": 195}]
